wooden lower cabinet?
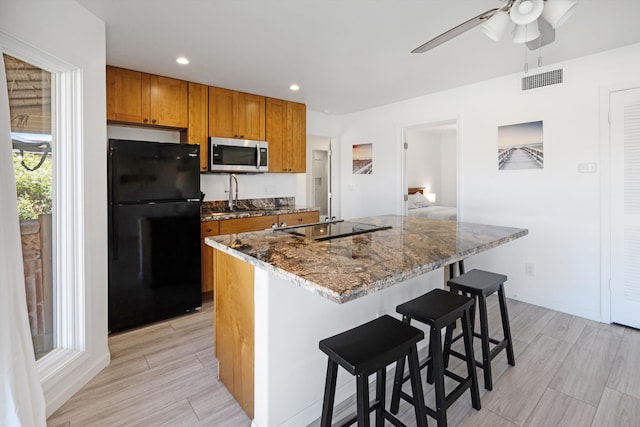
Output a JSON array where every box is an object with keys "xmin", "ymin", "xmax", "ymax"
[
  {"xmin": 213, "ymin": 249, "xmax": 254, "ymax": 418},
  {"xmin": 218, "ymin": 215, "xmax": 278, "ymax": 235},
  {"xmin": 200, "ymin": 221, "xmax": 220, "ymax": 294},
  {"xmin": 278, "ymin": 211, "xmax": 319, "ymax": 227}
]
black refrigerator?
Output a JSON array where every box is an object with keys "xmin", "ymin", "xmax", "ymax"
[{"xmin": 108, "ymin": 139, "xmax": 202, "ymax": 333}]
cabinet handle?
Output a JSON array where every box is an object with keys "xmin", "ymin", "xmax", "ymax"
[
  {"xmin": 152, "ymin": 119, "xmax": 157, "ymax": 124},
  {"xmin": 143, "ymin": 118, "xmax": 148, "ymax": 123}
]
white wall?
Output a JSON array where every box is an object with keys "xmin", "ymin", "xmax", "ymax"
[
  {"xmin": 440, "ymin": 131, "xmax": 457, "ymax": 207},
  {"xmin": 0, "ymin": 0, "xmax": 109, "ymax": 416},
  {"xmin": 327, "ymin": 42, "xmax": 640, "ymax": 322}
]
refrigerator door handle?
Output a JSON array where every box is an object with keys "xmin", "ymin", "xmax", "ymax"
[{"xmin": 111, "ymin": 206, "xmax": 119, "ymax": 260}]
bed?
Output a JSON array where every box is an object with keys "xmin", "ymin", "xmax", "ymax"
[{"xmin": 407, "ymin": 187, "xmax": 457, "ymax": 221}]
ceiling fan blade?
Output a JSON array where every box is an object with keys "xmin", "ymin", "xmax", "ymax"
[
  {"xmin": 526, "ymin": 17, "xmax": 556, "ymax": 50},
  {"xmin": 412, "ymin": 8, "xmax": 499, "ymax": 53}
]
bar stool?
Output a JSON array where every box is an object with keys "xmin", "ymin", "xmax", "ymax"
[
  {"xmin": 444, "ymin": 269, "xmax": 515, "ymax": 391},
  {"xmin": 319, "ymin": 315, "xmax": 428, "ymax": 427},
  {"xmin": 390, "ymin": 289, "xmax": 480, "ymax": 427}
]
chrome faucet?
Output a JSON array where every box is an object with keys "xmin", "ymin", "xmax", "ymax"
[{"xmin": 228, "ymin": 173, "xmax": 239, "ymax": 210}]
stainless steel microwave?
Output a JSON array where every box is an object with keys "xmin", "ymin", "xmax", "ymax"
[{"xmin": 209, "ymin": 137, "xmax": 268, "ymax": 173}]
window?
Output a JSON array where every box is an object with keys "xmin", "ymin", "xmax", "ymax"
[{"xmin": 4, "ymin": 54, "xmax": 54, "ymax": 360}]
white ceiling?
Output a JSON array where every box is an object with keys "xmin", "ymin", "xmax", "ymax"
[{"xmin": 76, "ymin": 0, "xmax": 640, "ymax": 114}]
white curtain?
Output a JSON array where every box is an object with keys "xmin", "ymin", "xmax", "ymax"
[{"xmin": 0, "ymin": 48, "xmax": 47, "ymax": 426}]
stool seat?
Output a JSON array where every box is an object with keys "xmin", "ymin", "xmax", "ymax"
[
  {"xmin": 445, "ymin": 269, "xmax": 515, "ymax": 391},
  {"xmin": 319, "ymin": 315, "xmax": 428, "ymax": 427},
  {"xmin": 447, "ymin": 269, "xmax": 507, "ymax": 295},
  {"xmin": 391, "ymin": 289, "xmax": 480, "ymax": 427},
  {"xmin": 395, "ymin": 288, "xmax": 475, "ymax": 329},
  {"xmin": 319, "ymin": 314, "xmax": 424, "ymax": 376}
]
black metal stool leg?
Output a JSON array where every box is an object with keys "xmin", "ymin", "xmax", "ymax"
[
  {"xmin": 478, "ymin": 295, "xmax": 493, "ymax": 390},
  {"xmin": 321, "ymin": 359, "xmax": 338, "ymax": 427},
  {"xmin": 407, "ymin": 344, "xmax": 428, "ymax": 427},
  {"xmin": 390, "ymin": 354, "xmax": 405, "ymax": 413},
  {"xmin": 442, "ymin": 323, "xmax": 454, "ymax": 369},
  {"xmin": 376, "ymin": 369, "xmax": 385, "ymax": 427},
  {"xmin": 461, "ymin": 308, "xmax": 481, "ymax": 410},
  {"xmin": 357, "ymin": 373, "xmax": 370, "ymax": 427},
  {"xmin": 430, "ymin": 326, "xmax": 447, "ymax": 427},
  {"xmin": 498, "ymin": 285, "xmax": 516, "ymax": 366}
]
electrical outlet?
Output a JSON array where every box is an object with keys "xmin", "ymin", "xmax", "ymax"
[{"xmin": 525, "ymin": 263, "xmax": 536, "ymax": 277}]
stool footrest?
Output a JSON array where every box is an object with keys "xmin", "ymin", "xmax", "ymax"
[
  {"xmin": 336, "ymin": 399, "xmax": 406, "ymax": 427},
  {"xmin": 449, "ymin": 339, "xmax": 509, "ymax": 366}
]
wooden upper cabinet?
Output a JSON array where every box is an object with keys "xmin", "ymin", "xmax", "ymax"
[
  {"xmin": 236, "ymin": 92, "xmax": 266, "ymax": 141},
  {"xmin": 183, "ymin": 82, "xmax": 210, "ymax": 172},
  {"xmin": 266, "ymin": 98, "xmax": 306, "ymax": 173},
  {"xmin": 149, "ymin": 75, "xmax": 188, "ymax": 127},
  {"xmin": 107, "ymin": 66, "xmax": 150, "ymax": 123},
  {"xmin": 209, "ymin": 87, "xmax": 235, "ymax": 138},
  {"xmin": 106, "ymin": 65, "xmax": 187, "ymax": 128},
  {"xmin": 209, "ymin": 87, "xmax": 265, "ymax": 140}
]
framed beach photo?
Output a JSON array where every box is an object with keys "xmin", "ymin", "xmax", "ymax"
[
  {"xmin": 353, "ymin": 143, "xmax": 373, "ymax": 174},
  {"xmin": 497, "ymin": 121, "xmax": 543, "ymax": 170}
]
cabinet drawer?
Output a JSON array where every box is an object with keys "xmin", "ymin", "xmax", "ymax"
[
  {"xmin": 278, "ymin": 211, "xmax": 319, "ymax": 227},
  {"xmin": 219, "ymin": 215, "xmax": 278, "ymax": 235},
  {"xmin": 201, "ymin": 221, "xmax": 220, "ymax": 237}
]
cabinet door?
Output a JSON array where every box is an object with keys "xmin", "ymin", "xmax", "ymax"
[
  {"xmin": 278, "ymin": 211, "xmax": 319, "ymax": 227},
  {"xmin": 266, "ymin": 97, "xmax": 287, "ymax": 172},
  {"xmin": 236, "ymin": 92, "xmax": 266, "ymax": 140},
  {"xmin": 149, "ymin": 75, "xmax": 188, "ymax": 128},
  {"xmin": 185, "ymin": 82, "xmax": 210, "ymax": 172},
  {"xmin": 219, "ymin": 215, "xmax": 278, "ymax": 235},
  {"xmin": 288, "ymin": 101, "xmax": 307, "ymax": 173},
  {"xmin": 106, "ymin": 66, "xmax": 150, "ymax": 124},
  {"xmin": 266, "ymin": 98, "xmax": 306, "ymax": 173},
  {"xmin": 209, "ymin": 87, "xmax": 235, "ymax": 138},
  {"xmin": 200, "ymin": 221, "xmax": 220, "ymax": 294}
]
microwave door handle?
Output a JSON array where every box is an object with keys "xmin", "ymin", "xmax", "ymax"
[{"xmin": 256, "ymin": 142, "xmax": 261, "ymax": 170}]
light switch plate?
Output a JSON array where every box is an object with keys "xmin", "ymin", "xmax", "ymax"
[{"xmin": 578, "ymin": 162, "xmax": 598, "ymax": 173}]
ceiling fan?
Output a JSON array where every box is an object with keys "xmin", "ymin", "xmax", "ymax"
[{"xmin": 412, "ymin": 0, "xmax": 577, "ymax": 54}]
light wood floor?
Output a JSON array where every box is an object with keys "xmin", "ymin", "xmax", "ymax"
[{"xmin": 47, "ymin": 296, "xmax": 640, "ymax": 427}]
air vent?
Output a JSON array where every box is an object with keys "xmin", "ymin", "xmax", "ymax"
[{"xmin": 521, "ymin": 69, "xmax": 563, "ymax": 91}]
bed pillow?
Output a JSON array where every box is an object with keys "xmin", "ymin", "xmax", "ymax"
[
  {"xmin": 408, "ymin": 192, "xmax": 431, "ymax": 208},
  {"xmin": 407, "ymin": 196, "xmax": 418, "ymax": 209}
]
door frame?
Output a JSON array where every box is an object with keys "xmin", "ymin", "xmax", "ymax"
[
  {"xmin": 399, "ymin": 116, "xmax": 462, "ymax": 218},
  {"xmin": 599, "ymin": 81, "xmax": 640, "ymax": 324}
]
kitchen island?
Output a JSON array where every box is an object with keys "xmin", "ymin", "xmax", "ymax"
[{"xmin": 205, "ymin": 215, "xmax": 527, "ymax": 427}]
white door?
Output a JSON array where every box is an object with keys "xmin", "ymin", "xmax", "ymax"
[{"xmin": 610, "ymin": 87, "xmax": 640, "ymax": 328}]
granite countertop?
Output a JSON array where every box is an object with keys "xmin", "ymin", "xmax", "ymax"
[
  {"xmin": 205, "ymin": 215, "xmax": 528, "ymax": 303},
  {"xmin": 200, "ymin": 197, "xmax": 319, "ymax": 221}
]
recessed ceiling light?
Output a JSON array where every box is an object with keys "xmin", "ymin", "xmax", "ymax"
[
  {"xmin": 176, "ymin": 57, "xmax": 189, "ymax": 65},
  {"xmin": 289, "ymin": 84, "xmax": 300, "ymax": 91}
]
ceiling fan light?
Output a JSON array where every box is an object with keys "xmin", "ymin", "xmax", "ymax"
[
  {"xmin": 512, "ymin": 21, "xmax": 541, "ymax": 43},
  {"xmin": 481, "ymin": 10, "xmax": 511, "ymax": 41},
  {"xmin": 510, "ymin": 0, "xmax": 544, "ymax": 25},
  {"xmin": 542, "ymin": 0, "xmax": 577, "ymax": 29}
]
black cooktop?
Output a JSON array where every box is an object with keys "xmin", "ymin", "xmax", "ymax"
[{"xmin": 281, "ymin": 220, "xmax": 391, "ymax": 241}]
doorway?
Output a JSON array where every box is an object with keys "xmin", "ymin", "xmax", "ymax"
[
  {"xmin": 402, "ymin": 119, "xmax": 459, "ymax": 219},
  {"xmin": 306, "ymin": 135, "xmax": 333, "ymax": 220}
]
